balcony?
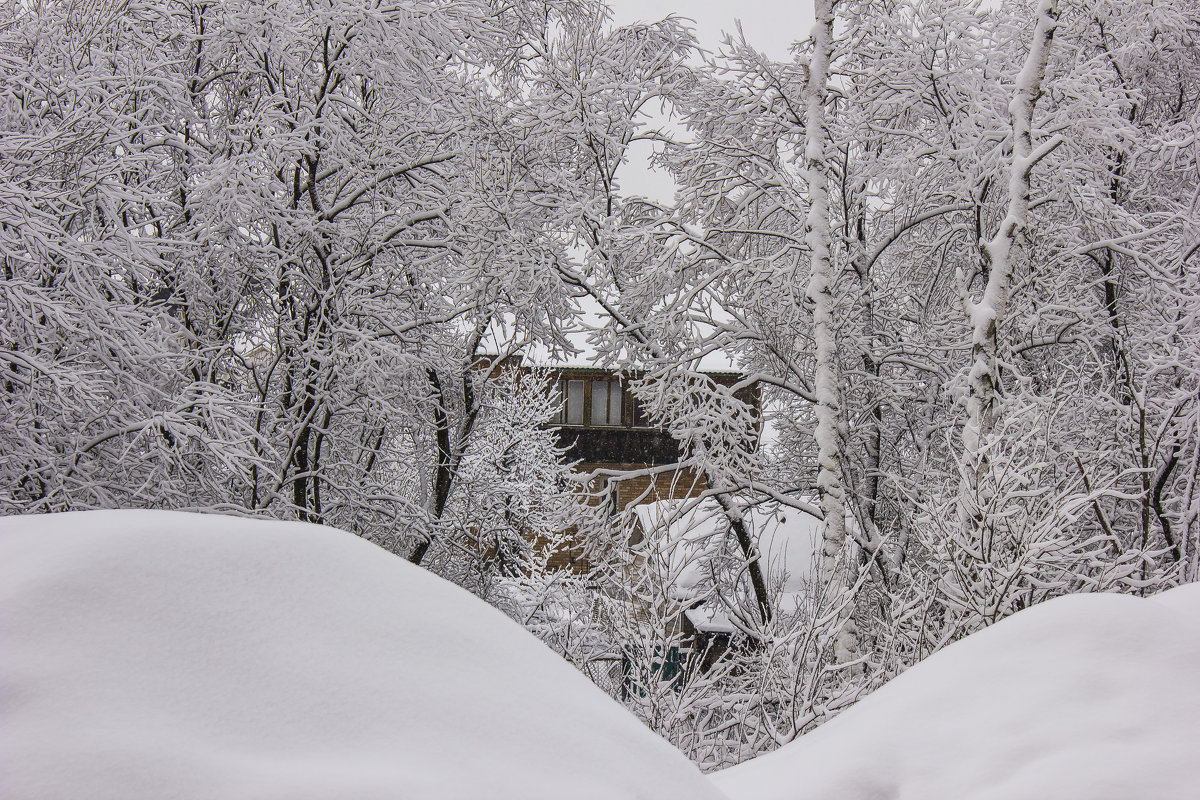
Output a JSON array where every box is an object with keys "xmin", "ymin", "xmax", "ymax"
[{"xmin": 554, "ymin": 425, "xmax": 681, "ymax": 465}]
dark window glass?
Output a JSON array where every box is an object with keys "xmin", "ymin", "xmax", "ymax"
[{"xmin": 630, "ymin": 389, "xmax": 650, "ymax": 428}]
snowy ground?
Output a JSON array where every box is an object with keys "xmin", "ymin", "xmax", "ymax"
[
  {"xmin": 5, "ymin": 510, "xmax": 1198, "ymax": 800},
  {"xmin": 711, "ymin": 584, "xmax": 1200, "ymax": 800},
  {"xmin": 0, "ymin": 510, "xmax": 725, "ymax": 800}
]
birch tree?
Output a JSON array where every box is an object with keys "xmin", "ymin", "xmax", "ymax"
[
  {"xmin": 957, "ymin": 0, "xmax": 1062, "ymax": 553},
  {"xmin": 801, "ymin": 0, "xmax": 857, "ymax": 662}
]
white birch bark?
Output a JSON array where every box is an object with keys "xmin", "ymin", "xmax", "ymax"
[
  {"xmin": 960, "ymin": 0, "xmax": 1062, "ymax": 533},
  {"xmin": 803, "ymin": 0, "xmax": 856, "ymax": 662}
]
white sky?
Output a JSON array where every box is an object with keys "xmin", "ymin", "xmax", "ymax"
[
  {"xmin": 604, "ymin": 0, "xmax": 817, "ymax": 204},
  {"xmin": 607, "ymin": 0, "xmax": 816, "ymax": 60}
]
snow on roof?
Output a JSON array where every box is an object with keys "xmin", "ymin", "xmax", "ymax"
[
  {"xmin": 0, "ymin": 510, "xmax": 726, "ymax": 800},
  {"xmin": 684, "ymin": 604, "xmax": 737, "ymax": 635},
  {"xmin": 633, "ymin": 498, "xmax": 821, "ymax": 605},
  {"xmin": 711, "ymin": 585, "xmax": 1200, "ymax": 800}
]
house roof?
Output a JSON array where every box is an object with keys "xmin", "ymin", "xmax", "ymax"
[{"xmin": 684, "ymin": 603, "xmax": 737, "ymax": 635}]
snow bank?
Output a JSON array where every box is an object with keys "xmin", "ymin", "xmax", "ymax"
[
  {"xmin": 711, "ymin": 586, "xmax": 1200, "ymax": 800},
  {"xmin": 0, "ymin": 510, "xmax": 727, "ymax": 800}
]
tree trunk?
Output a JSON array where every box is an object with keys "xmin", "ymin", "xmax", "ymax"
[
  {"xmin": 959, "ymin": 0, "xmax": 1061, "ymax": 546},
  {"xmin": 804, "ymin": 0, "xmax": 856, "ymax": 663}
]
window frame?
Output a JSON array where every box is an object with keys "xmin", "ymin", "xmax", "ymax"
[
  {"xmin": 589, "ymin": 377, "xmax": 623, "ymax": 427},
  {"xmin": 551, "ymin": 373, "xmax": 654, "ymax": 430}
]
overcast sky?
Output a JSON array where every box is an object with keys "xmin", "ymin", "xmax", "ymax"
[
  {"xmin": 603, "ymin": 0, "xmax": 817, "ymax": 203},
  {"xmin": 607, "ymin": 0, "xmax": 816, "ymax": 60}
]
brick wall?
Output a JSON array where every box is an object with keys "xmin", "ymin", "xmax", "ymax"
[
  {"xmin": 576, "ymin": 462, "xmax": 708, "ymax": 510},
  {"xmin": 538, "ymin": 463, "xmax": 709, "ymax": 573}
]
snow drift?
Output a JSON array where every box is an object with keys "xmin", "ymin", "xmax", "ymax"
[
  {"xmin": 0, "ymin": 510, "xmax": 726, "ymax": 800},
  {"xmin": 712, "ymin": 584, "xmax": 1200, "ymax": 800}
]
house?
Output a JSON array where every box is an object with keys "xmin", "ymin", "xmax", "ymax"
[
  {"xmin": 545, "ymin": 366, "xmax": 754, "ymax": 511},
  {"xmin": 480, "ymin": 307, "xmax": 757, "ymax": 510},
  {"xmin": 538, "ymin": 360, "xmax": 794, "ymax": 679},
  {"xmin": 514, "ymin": 362, "xmax": 754, "ymax": 574},
  {"xmin": 485, "ymin": 317, "xmax": 779, "ymax": 666}
]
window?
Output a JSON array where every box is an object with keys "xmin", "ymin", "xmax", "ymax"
[
  {"xmin": 590, "ymin": 379, "xmax": 624, "ymax": 427},
  {"xmin": 550, "ymin": 374, "xmax": 654, "ymax": 429},
  {"xmin": 630, "ymin": 392, "xmax": 651, "ymax": 428},
  {"xmin": 553, "ymin": 379, "xmax": 585, "ymax": 425}
]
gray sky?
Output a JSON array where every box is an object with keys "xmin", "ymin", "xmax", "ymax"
[
  {"xmin": 604, "ymin": 0, "xmax": 817, "ymax": 203},
  {"xmin": 607, "ymin": 0, "xmax": 816, "ymax": 60}
]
